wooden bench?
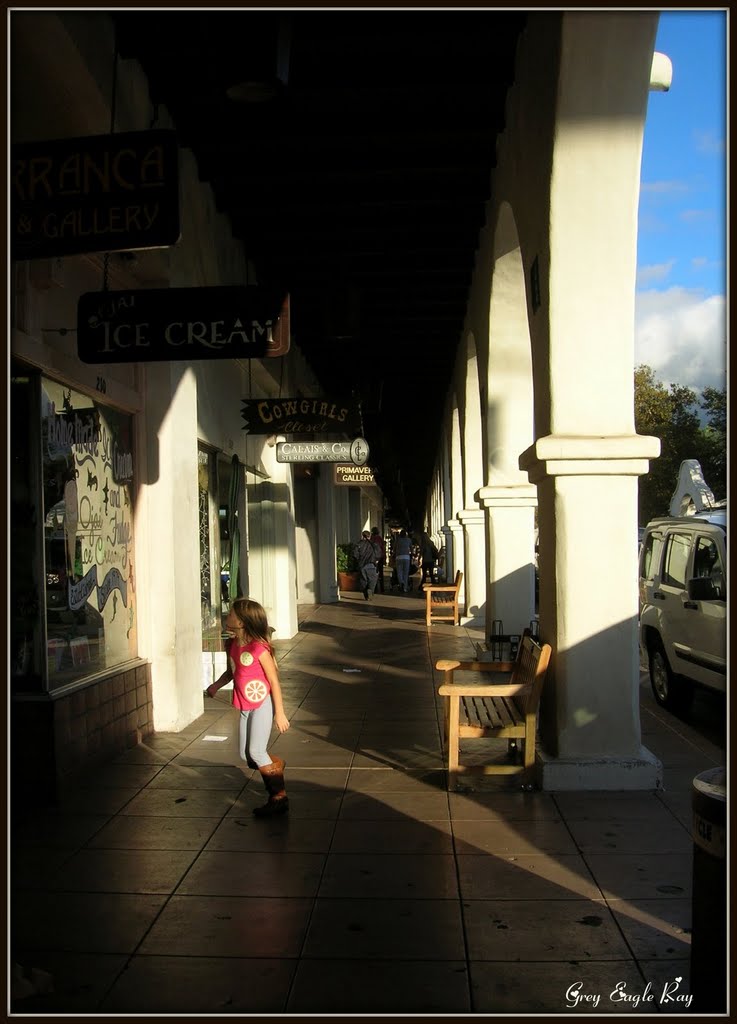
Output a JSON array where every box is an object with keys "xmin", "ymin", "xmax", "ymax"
[
  {"xmin": 436, "ymin": 634, "xmax": 551, "ymax": 788},
  {"xmin": 425, "ymin": 570, "xmax": 463, "ymax": 626}
]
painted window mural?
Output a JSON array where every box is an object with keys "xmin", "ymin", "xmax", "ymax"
[{"xmin": 42, "ymin": 379, "xmax": 137, "ymax": 686}]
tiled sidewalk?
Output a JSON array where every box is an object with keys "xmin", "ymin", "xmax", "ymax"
[{"xmin": 10, "ymin": 591, "xmax": 725, "ymax": 1014}]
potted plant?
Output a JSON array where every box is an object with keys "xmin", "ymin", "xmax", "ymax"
[{"xmin": 336, "ymin": 542, "xmax": 361, "ymax": 592}]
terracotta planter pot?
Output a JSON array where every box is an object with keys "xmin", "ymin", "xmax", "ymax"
[{"xmin": 337, "ymin": 571, "xmax": 361, "ymax": 593}]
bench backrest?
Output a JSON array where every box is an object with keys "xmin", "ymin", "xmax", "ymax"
[
  {"xmin": 453, "ymin": 570, "xmax": 462, "ymax": 591},
  {"xmin": 511, "ymin": 635, "xmax": 551, "ymax": 716}
]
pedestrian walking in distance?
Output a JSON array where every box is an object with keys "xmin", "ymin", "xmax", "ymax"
[
  {"xmin": 207, "ymin": 598, "xmax": 290, "ymax": 816},
  {"xmin": 354, "ymin": 530, "xmax": 380, "ymax": 600}
]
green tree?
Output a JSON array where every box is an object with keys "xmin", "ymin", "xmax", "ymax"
[
  {"xmin": 699, "ymin": 386, "xmax": 727, "ymax": 497},
  {"xmin": 634, "ymin": 365, "xmax": 722, "ymax": 524}
]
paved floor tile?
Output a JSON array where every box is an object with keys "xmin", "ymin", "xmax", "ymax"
[
  {"xmin": 13, "ymin": 891, "xmax": 168, "ymax": 954},
  {"xmin": 330, "ymin": 818, "xmax": 453, "ymax": 854},
  {"xmin": 86, "ymin": 814, "xmax": 219, "ymax": 850},
  {"xmin": 144, "ymin": 763, "xmax": 248, "ymax": 790},
  {"xmin": 119, "ymin": 788, "xmax": 239, "ymax": 817},
  {"xmin": 101, "ymin": 955, "xmax": 296, "ymax": 1013},
  {"xmin": 204, "ymin": 814, "xmax": 337, "ymax": 853},
  {"xmin": 13, "ymin": 813, "xmax": 111, "ymax": 849},
  {"xmin": 302, "ymin": 897, "xmax": 465, "ymax": 959},
  {"xmin": 339, "ymin": 788, "xmax": 449, "ymax": 820},
  {"xmin": 552, "ymin": 791, "xmax": 680, "ymax": 821},
  {"xmin": 287, "ymin": 959, "xmax": 471, "ymax": 1012},
  {"xmin": 452, "ymin": 818, "xmax": 579, "ymax": 856},
  {"xmin": 139, "ymin": 895, "xmax": 312, "ymax": 957},
  {"xmin": 449, "ymin": 790, "xmax": 560, "ymax": 821},
  {"xmin": 583, "ymin": 852, "xmax": 693, "ymax": 900},
  {"xmin": 177, "ymin": 850, "xmax": 326, "ymax": 897},
  {"xmin": 346, "ymin": 767, "xmax": 447, "ymax": 792},
  {"xmin": 46, "ymin": 847, "xmax": 198, "ymax": 893},
  {"xmin": 463, "ymin": 899, "xmax": 631, "ymax": 961},
  {"xmin": 53, "ymin": 787, "xmax": 142, "ymax": 815},
  {"xmin": 565, "ymin": 818, "xmax": 691, "ymax": 855},
  {"xmin": 637, "ymin": 960, "xmax": 694, "ymax": 1014},
  {"xmin": 469, "ymin": 960, "xmax": 647, "ymax": 1014},
  {"xmin": 319, "ymin": 852, "xmax": 459, "ymax": 899},
  {"xmin": 607, "ymin": 898, "xmax": 692, "ymax": 959},
  {"xmin": 229, "ymin": 786, "xmax": 344, "ymax": 820},
  {"xmin": 74, "ymin": 763, "xmax": 164, "ymax": 789},
  {"xmin": 10, "ymin": 952, "xmax": 128, "ymax": 1014},
  {"xmin": 457, "ymin": 852, "xmax": 602, "ymax": 900}
]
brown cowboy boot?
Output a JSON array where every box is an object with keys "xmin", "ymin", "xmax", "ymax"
[{"xmin": 253, "ymin": 755, "xmax": 289, "ymax": 817}]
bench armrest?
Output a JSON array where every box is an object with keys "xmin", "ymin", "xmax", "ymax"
[
  {"xmin": 438, "ymin": 682, "xmax": 532, "ymax": 698},
  {"xmin": 426, "ymin": 584, "xmax": 460, "ymax": 593},
  {"xmin": 435, "ymin": 659, "xmax": 516, "ymax": 672}
]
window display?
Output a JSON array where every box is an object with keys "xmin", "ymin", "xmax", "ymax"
[{"xmin": 41, "ymin": 379, "xmax": 137, "ymax": 687}]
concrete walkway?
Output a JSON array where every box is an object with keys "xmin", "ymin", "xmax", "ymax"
[{"xmin": 10, "ymin": 588, "xmax": 724, "ymax": 1014}]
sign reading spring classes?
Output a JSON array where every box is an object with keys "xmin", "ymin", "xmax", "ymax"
[
  {"xmin": 77, "ymin": 285, "xmax": 286, "ymax": 363},
  {"xmin": 12, "ymin": 130, "xmax": 180, "ymax": 260}
]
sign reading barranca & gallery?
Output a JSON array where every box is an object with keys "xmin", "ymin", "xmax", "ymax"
[
  {"xmin": 241, "ymin": 397, "xmax": 360, "ymax": 435},
  {"xmin": 77, "ymin": 285, "xmax": 286, "ymax": 363},
  {"xmin": 12, "ymin": 129, "xmax": 180, "ymax": 260}
]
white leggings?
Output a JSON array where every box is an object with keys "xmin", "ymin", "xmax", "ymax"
[{"xmin": 238, "ymin": 700, "xmax": 274, "ymax": 768}]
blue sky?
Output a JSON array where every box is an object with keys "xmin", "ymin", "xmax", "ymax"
[{"xmin": 635, "ymin": 9, "xmax": 727, "ymax": 396}]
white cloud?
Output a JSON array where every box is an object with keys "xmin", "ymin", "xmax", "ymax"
[
  {"xmin": 639, "ymin": 180, "xmax": 689, "ymax": 197},
  {"xmin": 636, "ymin": 260, "xmax": 675, "ymax": 286},
  {"xmin": 634, "ymin": 287, "xmax": 726, "ymax": 392},
  {"xmin": 694, "ymin": 130, "xmax": 725, "ymax": 156}
]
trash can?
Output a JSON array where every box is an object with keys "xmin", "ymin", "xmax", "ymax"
[{"xmin": 690, "ymin": 766, "xmax": 726, "ymax": 1013}]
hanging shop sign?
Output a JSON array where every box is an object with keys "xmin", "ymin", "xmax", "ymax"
[
  {"xmin": 12, "ymin": 129, "xmax": 180, "ymax": 260},
  {"xmin": 241, "ymin": 396, "xmax": 360, "ymax": 434},
  {"xmin": 265, "ymin": 293, "xmax": 290, "ymax": 357},
  {"xmin": 77, "ymin": 285, "xmax": 286, "ymax": 364},
  {"xmin": 276, "ymin": 438, "xmax": 370, "ymax": 465},
  {"xmin": 334, "ymin": 464, "xmax": 376, "ymax": 486}
]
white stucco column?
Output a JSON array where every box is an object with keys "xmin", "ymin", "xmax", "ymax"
[
  {"xmin": 444, "ymin": 520, "xmax": 464, "ymax": 588},
  {"xmin": 144, "ymin": 364, "xmax": 203, "ymax": 732},
  {"xmin": 520, "ymin": 434, "xmax": 661, "ymax": 789},
  {"xmin": 456, "ymin": 509, "xmax": 485, "ymax": 626},
  {"xmin": 476, "ymin": 484, "xmax": 538, "ymax": 638},
  {"xmin": 251, "ymin": 443, "xmax": 298, "ymax": 640},
  {"xmin": 317, "ymin": 466, "xmax": 339, "ymax": 604}
]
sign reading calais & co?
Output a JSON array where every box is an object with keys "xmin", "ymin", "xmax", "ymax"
[
  {"xmin": 276, "ymin": 438, "xmax": 370, "ymax": 465},
  {"xmin": 12, "ymin": 129, "xmax": 180, "ymax": 260},
  {"xmin": 77, "ymin": 285, "xmax": 286, "ymax": 363}
]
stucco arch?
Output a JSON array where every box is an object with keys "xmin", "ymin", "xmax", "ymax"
[{"xmin": 486, "ymin": 202, "xmax": 535, "ymax": 484}]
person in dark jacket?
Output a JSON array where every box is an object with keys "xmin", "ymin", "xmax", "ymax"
[{"xmin": 354, "ymin": 530, "xmax": 379, "ymax": 600}]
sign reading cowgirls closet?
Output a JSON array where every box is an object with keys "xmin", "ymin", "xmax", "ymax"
[{"xmin": 241, "ymin": 397, "xmax": 360, "ymax": 435}]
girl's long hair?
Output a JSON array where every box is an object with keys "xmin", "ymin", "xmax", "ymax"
[{"xmin": 231, "ymin": 598, "xmax": 274, "ymax": 655}]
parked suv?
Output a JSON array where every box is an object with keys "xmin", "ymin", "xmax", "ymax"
[{"xmin": 638, "ymin": 509, "xmax": 727, "ymax": 711}]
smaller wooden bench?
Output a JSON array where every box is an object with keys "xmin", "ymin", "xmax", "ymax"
[
  {"xmin": 436, "ymin": 634, "xmax": 551, "ymax": 788},
  {"xmin": 425, "ymin": 570, "xmax": 463, "ymax": 626}
]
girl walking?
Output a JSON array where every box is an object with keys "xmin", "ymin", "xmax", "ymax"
[{"xmin": 206, "ymin": 598, "xmax": 291, "ymax": 816}]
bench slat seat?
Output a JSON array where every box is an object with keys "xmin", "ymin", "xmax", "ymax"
[{"xmin": 436, "ymin": 634, "xmax": 551, "ymax": 788}]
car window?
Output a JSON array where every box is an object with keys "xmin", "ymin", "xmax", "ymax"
[
  {"xmin": 640, "ymin": 533, "xmax": 664, "ymax": 580},
  {"xmin": 662, "ymin": 533, "xmax": 691, "ymax": 589},
  {"xmin": 693, "ymin": 536, "xmax": 726, "ymax": 599},
  {"xmin": 693, "ymin": 536, "xmax": 719, "ymax": 578}
]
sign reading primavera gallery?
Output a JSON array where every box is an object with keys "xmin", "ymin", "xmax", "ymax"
[{"xmin": 77, "ymin": 285, "xmax": 286, "ymax": 363}]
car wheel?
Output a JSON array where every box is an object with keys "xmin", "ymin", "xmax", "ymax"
[{"xmin": 648, "ymin": 637, "xmax": 694, "ymax": 712}]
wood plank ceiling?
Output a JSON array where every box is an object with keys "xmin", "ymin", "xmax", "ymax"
[{"xmin": 114, "ymin": 10, "xmax": 527, "ymax": 525}]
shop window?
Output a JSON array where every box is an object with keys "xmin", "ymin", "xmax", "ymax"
[{"xmin": 41, "ymin": 378, "xmax": 137, "ymax": 688}]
